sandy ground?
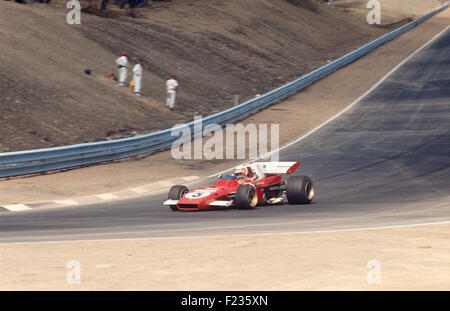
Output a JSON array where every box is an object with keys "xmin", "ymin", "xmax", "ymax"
[
  {"xmin": 1, "ymin": 223, "xmax": 449, "ymax": 290},
  {"xmin": 1, "ymin": 5, "xmax": 448, "ymax": 205}
]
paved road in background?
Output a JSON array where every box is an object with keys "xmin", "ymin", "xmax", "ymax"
[{"xmin": 1, "ymin": 29, "xmax": 449, "ymax": 243}]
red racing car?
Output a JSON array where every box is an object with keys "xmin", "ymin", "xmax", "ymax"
[{"xmin": 163, "ymin": 161, "xmax": 314, "ymax": 211}]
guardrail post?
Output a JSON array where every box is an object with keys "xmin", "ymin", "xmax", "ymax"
[{"xmin": 234, "ymin": 95, "xmax": 240, "ymax": 106}]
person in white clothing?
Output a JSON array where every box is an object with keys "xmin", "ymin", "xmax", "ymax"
[
  {"xmin": 132, "ymin": 60, "xmax": 143, "ymax": 96},
  {"xmin": 166, "ymin": 74, "xmax": 178, "ymax": 110},
  {"xmin": 115, "ymin": 52, "xmax": 128, "ymax": 86}
]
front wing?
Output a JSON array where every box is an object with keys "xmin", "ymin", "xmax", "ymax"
[{"xmin": 163, "ymin": 199, "xmax": 234, "ymax": 208}]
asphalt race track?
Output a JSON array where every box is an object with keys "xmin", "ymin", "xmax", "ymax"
[{"xmin": 1, "ymin": 30, "xmax": 449, "ymax": 243}]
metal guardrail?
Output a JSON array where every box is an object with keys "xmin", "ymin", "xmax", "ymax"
[{"xmin": 0, "ymin": 4, "xmax": 447, "ymax": 178}]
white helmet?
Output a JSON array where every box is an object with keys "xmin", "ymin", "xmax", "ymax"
[{"xmin": 234, "ymin": 165, "xmax": 248, "ymax": 177}]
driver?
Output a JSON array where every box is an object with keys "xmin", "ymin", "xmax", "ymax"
[{"xmin": 234, "ymin": 165, "xmax": 248, "ymax": 178}]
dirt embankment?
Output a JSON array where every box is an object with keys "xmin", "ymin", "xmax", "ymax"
[{"xmin": 0, "ymin": 0, "xmax": 426, "ymax": 152}]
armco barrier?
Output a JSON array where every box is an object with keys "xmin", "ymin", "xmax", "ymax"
[{"xmin": 0, "ymin": 4, "xmax": 447, "ymax": 178}]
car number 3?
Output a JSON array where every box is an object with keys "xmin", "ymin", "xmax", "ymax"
[{"xmin": 185, "ymin": 191, "xmax": 210, "ymax": 199}]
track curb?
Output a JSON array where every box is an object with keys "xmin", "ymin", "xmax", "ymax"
[{"xmin": 0, "ymin": 175, "xmax": 201, "ymax": 212}]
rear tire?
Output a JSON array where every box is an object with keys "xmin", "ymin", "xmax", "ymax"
[
  {"xmin": 168, "ymin": 185, "xmax": 188, "ymax": 211},
  {"xmin": 286, "ymin": 176, "xmax": 314, "ymax": 204},
  {"xmin": 235, "ymin": 184, "xmax": 258, "ymax": 209}
]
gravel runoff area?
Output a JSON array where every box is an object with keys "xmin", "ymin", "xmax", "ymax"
[{"xmin": 1, "ymin": 223, "xmax": 449, "ymax": 290}]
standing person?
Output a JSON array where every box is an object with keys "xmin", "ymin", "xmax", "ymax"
[
  {"xmin": 166, "ymin": 74, "xmax": 178, "ymax": 111},
  {"xmin": 132, "ymin": 59, "xmax": 143, "ymax": 96},
  {"xmin": 115, "ymin": 52, "xmax": 128, "ymax": 86}
]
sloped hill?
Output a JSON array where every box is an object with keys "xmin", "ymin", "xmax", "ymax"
[{"xmin": 0, "ymin": 0, "xmax": 414, "ymax": 152}]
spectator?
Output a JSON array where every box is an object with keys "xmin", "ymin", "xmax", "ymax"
[
  {"xmin": 115, "ymin": 52, "xmax": 129, "ymax": 86},
  {"xmin": 132, "ymin": 60, "xmax": 143, "ymax": 96},
  {"xmin": 165, "ymin": 74, "xmax": 178, "ymax": 111}
]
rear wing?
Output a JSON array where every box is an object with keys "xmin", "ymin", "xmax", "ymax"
[{"xmin": 250, "ymin": 161, "xmax": 300, "ymax": 176}]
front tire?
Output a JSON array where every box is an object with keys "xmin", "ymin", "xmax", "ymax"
[
  {"xmin": 235, "ymin": 184, "xmax": 258, "ymax": 209},
  {"xmin": 286, "ymin": 176, "xmax": 314, "ymax": 204},
  {"xmin": 168, "ymin": 185, "xmax": 188, "ymax": 211}
]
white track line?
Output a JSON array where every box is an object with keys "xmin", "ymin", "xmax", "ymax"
[
  {"xmin": 210, "ymin": 25, "xmax": 450, "ymax": 177},
  {"xmin": 2, "ymin": 204, "xmax": 32, "ymax": 212},
  {"xmin": 54, "ymin": 199, "xmax": 78, "ymax": 206},
  {"xmin": 182, "ymin": 176, "xmax": 200, "ymax": 181},
  {"xmin": 97, "ymin": 193, "xmax": 118, "ymax": 200},
  {"xmin": 129, "ymin": 187, "xmax": 148, "ymax": 194},
  {"xmin": 158, "ymin": 180, "xmax": 174, "ymax": 187},
  {"xmin": 2, "ymin": 220, "xmax": 450, "ymax": 245}
]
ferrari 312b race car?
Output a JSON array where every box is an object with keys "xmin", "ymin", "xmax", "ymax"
[{"xmin": 163, "ymin": 161, "xmax": 314, "ymax": 211}]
